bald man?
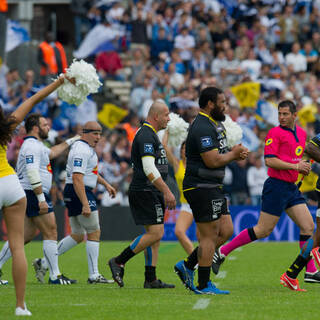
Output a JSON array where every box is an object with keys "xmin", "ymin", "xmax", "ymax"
[
  {"xmin": 33, "ymin": 121, "xmax": 117, "ymax": 284},
  {"xmin": 109, "ymin": 100, "xmax": 176, "ymax": 289}
]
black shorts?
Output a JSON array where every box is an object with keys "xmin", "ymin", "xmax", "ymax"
[
  {"xmin": 128, "ymin": 190, "xmax": 165, "ymax": 226},
  {"xmin": 25, "ymin": 190, "xmax": 53, "ymax": 218},
  {"xmin": 64, "ymin": 184, "xmax": 97, "ymax": 217},
  {"xmin": 183, "ymin": 187, "xmax": 228, "ymax": 223}
]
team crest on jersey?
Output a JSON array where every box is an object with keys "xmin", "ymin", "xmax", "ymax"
[
  {"xmin": 74, "ymin": 158, "xmax": 83, "ymax": 167},
  {"xmin": 266, "ymin": 138, "xmax": 273, "ymax": 146},
  {"xmin": 295, "ymin": 146, "xmax": 303, "ymax": 156},
  {"xmin": 26, "ymin": 155, "xmax": 34, "ymax": 164},
  {"xmin": 47, "ymin": 163, "xmax": 53, "ymax": 173},
  {"xmin": 201, "ymin": 136, "xmax": 213, "ymax": 147},
  {"xmin": 92, "ymin": 165, "xmax": 98, "ymax": 175},
  {"xmin": 144, "ymin": 143, "xmax": 154, "ymax": 153}
]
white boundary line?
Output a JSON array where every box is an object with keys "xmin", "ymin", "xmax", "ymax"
[{"xmin": 193, "ymin": 298, "xmax": 210, "ymax": 310}]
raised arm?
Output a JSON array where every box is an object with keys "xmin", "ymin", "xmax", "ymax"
[{"xmin": 11, "ymin": 75, "xmax": 65, "ymax": 129}]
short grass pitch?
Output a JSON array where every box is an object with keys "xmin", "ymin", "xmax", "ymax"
[{"xmin": 0, "ymin": 241, "xmax": 319, "ymax": 319}]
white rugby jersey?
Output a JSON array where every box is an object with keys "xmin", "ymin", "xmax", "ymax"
[
  {"xmin": 16, "ymin": 136, "xmax": 52, "ymax": 194},
  {"xmin": 65, "ymin": 140, "xmax": 98, "ymax": 188}
]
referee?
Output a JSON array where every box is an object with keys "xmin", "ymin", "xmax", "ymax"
[
  {"xmin": 174, "ymin": 86, "xmax": 248, "ymax": 294},
  {"xmin": 109, "ymin": 100, "xmax": 176, "ymax": 289}
]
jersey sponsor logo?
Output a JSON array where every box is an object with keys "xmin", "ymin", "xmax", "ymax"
[
  {"xmin": 265, "ymin": 138, "xmax": 273, "ymax": 146},
  {"xmin": 26, "ymin": 155, "xmax": 34, "ymax": 164},
  {"xmin": 201, "ymin": 136, "xmax": 213, "ymax": 148},
  {"xmin": 74, "ymin": 158, "xmax": 83, "ymax": 167},
  {"xmin": 295, "ymin": 146, "xmax": 303, "ymax": 156},
  {"xmin": 211, "ymin": 199, "xmax": 223, "ymax": 219},
  {"xmin": 92, "ymin": 165, "xmax": 98, "ymax": 175},
  {"xmin": 47, "ymin": 163, "xmax": 53, "ymax": 173},
  {"xmin": 144, "ymin": 143, "xmax": 154, "ymax": 153}
]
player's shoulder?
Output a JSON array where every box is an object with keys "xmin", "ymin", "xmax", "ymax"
[
  {"xmin": 295, "ymin": 125, "xmax": 307, "ymax": 137},
  {"xmin": 21, "ymin": 137, "xmax": 41, "ymax": 150},
  {"xmin": 72, "ymin": 140, "xmax": 91, "ymax": 153}
]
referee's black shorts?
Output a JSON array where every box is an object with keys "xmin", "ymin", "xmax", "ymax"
[
  {"xmin": 129, "ymin": 190, "xmax": 165, "ymax": 225},
  {"xmin": 184, "ymin": 187, "xmax": 228, "ymax": 223}
]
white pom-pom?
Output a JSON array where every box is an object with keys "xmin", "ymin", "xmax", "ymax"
[
  {"xmin": 222, "ymin": 115, "xmax": 243, "ymax": 148},
  {"xmin": 167, "ymin": 113, "xmax": 189, "ymax": 147},
  {"xmin": 57, "ymin": 59, "xmax": 102, "ymax": 106}
]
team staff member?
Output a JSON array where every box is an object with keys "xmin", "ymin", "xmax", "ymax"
[
  {"xmin": 45, "ymin": 121, "xmax": 116, "ymax": 284},
  {"xmin": 174, "ymin": 86, "xmax": 248, "ymax": 295},
  {"xmin": 0, "ymin": 74, "xmax": 69, "ymax": 316},
  {"xmin": 0, "ymin": 114, "xmax": 78, "ymax": 285},
  {"xmin": 212, "ymin": 100, "xmax": 319, "ymax": 285},
  {"xmin": 109, "ymin": 100, "xmax": 176, "ymax": 289},
  {"xmin": 280, "ymin": 134, "xmax": 320, "ymax": 291}
]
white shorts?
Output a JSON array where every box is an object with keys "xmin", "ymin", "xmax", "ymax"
[
  {"xmin": 0, "ymin": 174, "xmax": 25, "ymax": 208},
  {"xmin": 69, "ymin": 211, "xmax": 100, "ymax": 235},
  {"xmin": 180, "ymin": 202, "xmax": 192, "ymax": 214}
]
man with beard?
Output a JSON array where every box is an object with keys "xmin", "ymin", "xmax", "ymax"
[
  {"xmin": 174, "ymin": 86, "xmax": 248, "ymax": 294},
  {"xmin": 211, "ymin": 100, "xmax": 319, "ymax": 291},
  {"xmin": 0, "ymin": 113, "xmax": 80, "ymax": 284}
]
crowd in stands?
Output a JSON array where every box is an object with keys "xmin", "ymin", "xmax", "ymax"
[{"xmin": 2, "ymin": 0, "xmax": 320, "ymax": 207}]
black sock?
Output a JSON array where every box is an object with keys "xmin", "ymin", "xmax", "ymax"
[
  {"xmin": 184, "ymin": 247, "xmax": 198, "ymax": 270},
  {"xmin": 115, "ymin": 246, "xmax": 135, "ymax": 265},
  {"xmin": 197, "ymin": 266, "xmax": 210, "ymax": 290},
  {"xmin": 145, "ymin": 266, "xmax": 156, "ymax": 282},
  {"xmin": 248, "ymin": 227, "xmax": 257, "ymax": 241},
  {"xmin": 286, "ymin": 254, "xmax": 309, "ymax": 279}
]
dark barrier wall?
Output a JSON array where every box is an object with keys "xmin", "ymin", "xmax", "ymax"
[
  {"xmin": 0, "ymin": 205, "xmax": 317, "ymax": 241},
  {"xmin": 0, "ymin": 206, "xmax": 144, "ymax": 241}
]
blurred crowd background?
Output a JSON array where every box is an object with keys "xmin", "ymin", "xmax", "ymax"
[{"xmin": 2, "ymin": 0, "xmax": 320, "ymax": 208}]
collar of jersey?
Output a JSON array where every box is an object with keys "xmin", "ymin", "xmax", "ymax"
[
  {"xmin": 199, "ymin": 111, "xmax": 218, "ymax": 126},
  {"xmin": 23, "ymin": 136, "xmax": 38, "ymax": 141},
  {"xmin": 279, "ymin": 125, "xmax": 299, "ymax": 142},
  {"xmin": 143, "ymin": 122, "xmax": 157, "ymax": 133},
  {"xmin": 79, "ymin": 139, "xmax": 90, "ymax": 146}
]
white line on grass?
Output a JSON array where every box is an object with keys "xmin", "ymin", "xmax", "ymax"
[
  {"xmin": 216, "ymin": 271, "xmax": 227, "ymax": 279},
  {"xmin": 228, "ymin": 256, "xmax": 237, "ymax": 261},
  {"xmin": 193, "ymin": 299, "xmax": 210, "ymax": 310}
]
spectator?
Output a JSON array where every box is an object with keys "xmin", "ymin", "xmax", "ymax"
[
  {"xmin": 285, "ymin": 42, "xmax": 307, "ymax": 73},
  {"xmin": 247, "ymin": 154, "xmax": 268, "ymax": 206},
  {"xmin": 38, "ymin": 32, "xmax": 67, "ymax": 85},
  {"xmin": 95, "ymin": 49, "xmax": 124, "ymax": 80}
]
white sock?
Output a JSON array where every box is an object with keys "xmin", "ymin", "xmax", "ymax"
[
  {"xmin": 41, "ymin": 257, "xmax": 48, "ymax": 270},
  {"xmin": 0, "ymin": 241, "xmax": 12, "ymax": 269},
  {"xmin": 86, "ymin": 241, "xmax": 100, "ymax": 279},
  {"xmin": 57, "ymin": 235, "xmax": 78, "ymax": 256},
  {"xmin": 43, "ymin": 240, "xmax": 60, "ymax": 280}
]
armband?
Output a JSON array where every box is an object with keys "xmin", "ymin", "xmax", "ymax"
[
  {"xmin": 142, "ymin": 156, "xmax": 161, "ymax": 183},
  {"xmin": 26, "ymin": 168, "xmax": 42, "ymax": 189}
]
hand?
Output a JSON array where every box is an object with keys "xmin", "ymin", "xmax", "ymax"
[
  {"xmin": 232, "ymin": 144, "xmax": 249, "ymax": 160},
  {"xmin": 106, "ymin": 184, "xmax": 117, "ymax": 198},
  {"xmin": 164, "ymin": 191, "xmax": 176, "ymax": 210},
  {"xmin": 162, "ymin": 130, "xmax": 169, "ymax": 146},
  {"xmin": 39, "ymin": 201, "xmax": 49, "ymax": 215},
  {"xmin": 296, "ymin": 160, "xmax": 311, "ymax": 176},
  {"xmin": 82, "ymin": 204, "xmax": 91, "ymax": 217},
  {"xmin": 66, "ymin": 134, "xmax": 81, "ymax": 146}
]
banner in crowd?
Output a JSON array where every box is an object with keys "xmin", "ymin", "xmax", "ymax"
[
  {"xmin": 230, "ymin": 82, "xmax": 260, "ymax": 108},
  {"xmin": 73, "ymin": 23, "xmax": 123, "ymax": 59},
  {"xmin": 5, "ymin": 19, "xmax": 30, "ymax": 52},
  {"xmin": 163, "ymin": 205, "xmax": 317, "ymax": 242},
  {"xmin": 98, "ymin": 103, "xmax": 128, "ymax": 129}
]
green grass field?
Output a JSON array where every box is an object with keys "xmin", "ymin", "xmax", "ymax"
[{"xmin": 0, "ymin": 241, "xmax": 319, "ymax": 320}]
